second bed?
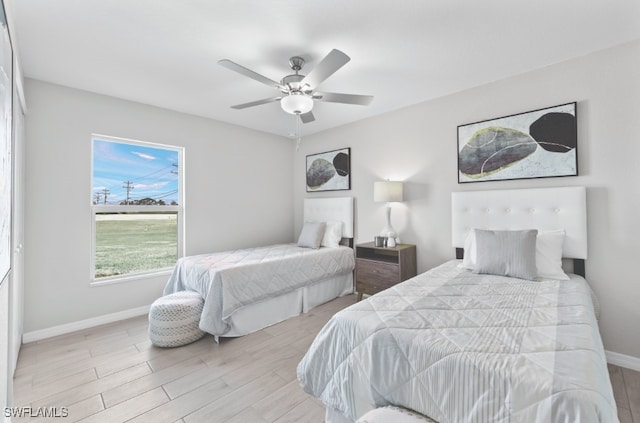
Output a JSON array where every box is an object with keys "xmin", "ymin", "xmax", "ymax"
[
  {"xmin": 163, "ymin": 197, "xmax": 355, "ymax": 338},
  {"xmin": 297, "ymin": 187, "xmax": 617, "ymax": 423}
]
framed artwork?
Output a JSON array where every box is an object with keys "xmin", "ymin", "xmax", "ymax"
[
  {"xmin": 306, "ymin": 148, "xmax": 351, "ymax": 192},
  {"xmin": 457, "ymin": 102, "xmax": 577, "ymax": 183},
  {"xmin": 0, "ymin": 1, "xmax": 12, "ymax": 286}
]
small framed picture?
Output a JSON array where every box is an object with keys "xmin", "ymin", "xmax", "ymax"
[{"xmin": 306, "ymin": 148, "xmax": 351, "ymax": 192}]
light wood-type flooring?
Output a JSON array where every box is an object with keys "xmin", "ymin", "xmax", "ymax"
[{"xmin": 11, "ymin": 293, "xmax": 640, "ymax": 422}]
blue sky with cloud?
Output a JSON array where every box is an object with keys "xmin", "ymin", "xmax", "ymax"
[{"xmin": 93, "ymin": 138, "xmax": 179, "ymax": 205}]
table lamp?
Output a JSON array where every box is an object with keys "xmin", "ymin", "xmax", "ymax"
[{"xmin": 374, "ymin": 180, "xmax": 403, "ymax": 247}]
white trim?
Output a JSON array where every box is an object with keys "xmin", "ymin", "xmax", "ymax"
[
  {"xmin": 90, "ymin": 268, "xmax": 172, "ymax": 287},
  {"xmin": 93, "ymin": 205, "xmax": 180, "ymax": 213},
  {"xmin": 606, "ymin": 350, "xmax": 640, "ymax": 372},
  {"xmin": 5, "ymin": 0, "xmax": 28, "ymax": 113},
  {"xmin": 22, "ymin": 305, "xmax": 150, "ymax": 343}
]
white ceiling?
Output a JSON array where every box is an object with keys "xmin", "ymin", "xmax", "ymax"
[{"xmin": 11, "ymin": 0, "xmax": 640, "ymax": 139}]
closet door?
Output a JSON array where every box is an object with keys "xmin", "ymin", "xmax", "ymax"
[{"xmin": 9, "ymin": 94, "xmax": 24, "ymax": 376}]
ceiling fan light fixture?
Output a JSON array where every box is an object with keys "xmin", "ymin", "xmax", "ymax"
[
  {"xmin": 281, "ymin": 93, "xmax": 313, "ymax": 115},
  {"xmin": 220, "ymin": 49, "xmax": 372, "ymax": 124}
]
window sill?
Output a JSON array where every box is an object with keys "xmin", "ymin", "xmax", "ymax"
[{"xmin": 90, "ymin": 268, "xmax": 173, "ymax": 287}]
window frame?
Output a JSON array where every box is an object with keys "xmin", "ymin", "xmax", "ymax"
[{"xmin": 90, "ymin": 134, "xmax": 184, "ymax": 286}]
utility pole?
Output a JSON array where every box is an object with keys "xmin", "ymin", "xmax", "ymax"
[
  {"xmin": 122, "ymin": 181, "xmax": 134, "ymax": 205},
  {"xmin": 101, "ymin": 188, "xmax": 110, "ymax": 205},
  {"xmin": 94, "ymin": 191, "xmax": 102, "ymax": 205}
]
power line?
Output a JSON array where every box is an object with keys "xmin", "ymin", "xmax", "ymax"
[
  {"xmin": 130, "ymin": 164, "xmax": 177, "ymax": 182},
  {"xmin": 154, "ymin": 189, "xmax": 179, "ymax": 199}
]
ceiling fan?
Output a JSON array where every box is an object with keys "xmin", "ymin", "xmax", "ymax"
[{"xmin": 218, "ymin": 49, "xmax": 373, "ymax": 124}]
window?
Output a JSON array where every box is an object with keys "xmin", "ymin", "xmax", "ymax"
[{"xmin": 91, "ymin": 135, "xmax": 183, "ymax": 283}]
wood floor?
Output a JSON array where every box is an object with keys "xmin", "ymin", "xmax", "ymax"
[
  {"xmin": 610, "ymin": 363, "xmax": 640, "ymax": 423},
  {"xmin": 11, "ymin": 293, "xmax": 640, "ymax": 423}
]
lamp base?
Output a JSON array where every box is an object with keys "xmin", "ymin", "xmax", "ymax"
[{"xmin": 380, "ymin": 205, "xmax": 399, "ymax": 247}]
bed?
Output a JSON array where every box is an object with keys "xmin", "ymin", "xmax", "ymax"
[
  {"xmin": 163, "ymin": 197, "xmax": 355, "ymax": 339},
  {"xmin": 297, "ymin": 186, "xmax": 618, "ymax": 423}
]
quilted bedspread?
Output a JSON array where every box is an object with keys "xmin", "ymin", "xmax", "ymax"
[
  {"xmin": 297, "ymin": 260, "xmax": 617, "ymax": 423},
  {"xmin": 163, "ymin": 244, "xmax": 354, "ymax": 336}
]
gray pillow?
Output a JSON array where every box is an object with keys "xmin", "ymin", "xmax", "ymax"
[
  {"xmin": 473, "ymin": 229, "xmax": 538, "ymax": 280},
  {"xmin": 297, "ymin": 222, "xmax": 326, "ymax": 249}
]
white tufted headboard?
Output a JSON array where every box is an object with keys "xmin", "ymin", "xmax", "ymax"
[
  {"xmin": 304, "ymin": 197, "xmax": 354, "ymax": 239},
  {"xmin": 452, "ymin": 186, "xmax": 587, "ymax": 259}
]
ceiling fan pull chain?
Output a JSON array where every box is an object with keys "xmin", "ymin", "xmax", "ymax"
[{"xmin": 296, "ymin": 115, "xmax": 302, "ymax": 151}]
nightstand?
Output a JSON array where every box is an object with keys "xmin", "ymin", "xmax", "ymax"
[{"xmin": 355, "ymin": 242, "xmax": 417, "ymax": 301}]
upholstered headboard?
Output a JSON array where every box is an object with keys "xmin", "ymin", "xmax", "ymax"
[
  {"xmin": 452, "ymin": 187, "xmax": 588, "ymax": 261},
  {"xmin": 304, "ymin": 197, "xmax": 354, "ymax": 239}
]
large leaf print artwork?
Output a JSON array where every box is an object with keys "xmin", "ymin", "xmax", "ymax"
[
  {"xmin": 458, "ymin": 127, "xmax": 537, "ymax": 179},
  {"xmin": 457, "ymin": 103, "xmax": 578, "ymax": 183}
]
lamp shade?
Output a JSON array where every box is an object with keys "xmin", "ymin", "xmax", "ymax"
[
  {"xmin": 374, "ymin": 181, "xmax": 403, "ymax": 203},
  {"xmin": 281, "ymin": 93, "xmax": 313, "ymax": 115}
]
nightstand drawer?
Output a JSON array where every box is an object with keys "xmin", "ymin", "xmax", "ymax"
[
  {"xmin": 356, "ymin": 280, "xmax": 396, "ymax": 295},
  {"xmin": 356, "ymin": 260, "xmax": 399, "ymax": 284},
  {"xmin": 355, "ymin": 242, "xmax": 417, "ymax": 301}
]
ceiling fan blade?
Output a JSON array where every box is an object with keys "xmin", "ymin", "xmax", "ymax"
[
  {"xmin": 313, "ymin": 92, "xmax": 374, "ymax": 106},
  {"xmin": 219, "ymin": 59, "xmax": 285, "ymax": 91},
  {"xmin": 300, "ymin": 49, "xmax": 350, "ymax": 90},
  {"xmin": 299, "ymin": 111, "xmax": 315, "ymax": 124},
  {"xmin": 230, "ymin": 96, "xmax": 282, "ymax": 110}
]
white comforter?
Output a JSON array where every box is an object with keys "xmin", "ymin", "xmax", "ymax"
[
  {"xmin": 297, "ymin": 260, "xmax": 617, "ymax": 423},
  {"xmin": 163, "ymin": 244, "xmax": 354, "ymax": 336}
]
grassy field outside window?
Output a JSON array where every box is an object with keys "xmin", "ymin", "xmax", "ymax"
[{"xmin": 94, "ymin": 213, "xmax": 177, "ymax": 278}]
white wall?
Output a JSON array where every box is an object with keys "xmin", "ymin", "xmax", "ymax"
[
  {"xmin": 23, "ymin": 79, "xmax": 295, "ymax": 333},
  {"xmin": 294, "ymin": 40, "xmax": 640, "ymax": 359}
]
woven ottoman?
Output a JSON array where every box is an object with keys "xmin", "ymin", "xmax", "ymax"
[
  {"xmin": 356, "ymin": 406, "xmax": 437, "ymax": 423},
  {"xmin": 148, "ymin": 291, "xmax": 206, "ymax": 347}
]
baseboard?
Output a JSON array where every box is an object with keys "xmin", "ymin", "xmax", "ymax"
[
  {"xmin": 606, "ymin": 350, "xmax": 640, "ymax": 372},
  {"xmin": 22, "ymin": 305, "xmax": 150, "ymax": 343}
]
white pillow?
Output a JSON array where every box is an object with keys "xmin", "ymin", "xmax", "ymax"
[
  {"xmin": 321, "ymin": 220, "xmax": 343, "ymax": 248},
  {"xmin": 535, "ymin": 230, "xmax": 569, "ymax": 280},
  {"xmin": 460, "ymin": 230, "xmax": 477, "ymax": 270},
  {"xmin": 297, "ymin": 222, "xmax": 326, "ymax": 249},
  {"xmin": 474, "ymin": 229, "xmax": 538, "ymax": 280},
  {"xmin": 460, "ymin": 228, "xmax": 569, "ymax": 280}
]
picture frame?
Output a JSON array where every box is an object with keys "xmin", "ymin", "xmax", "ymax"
[
  {"xmin": 0, "ymin": 2, "xmax": 13, "ymax": 286},
  {"xmin": 457, "ymin": 102, "xmax": 577, "ymax": 183},
  {"xmin": 306, "ymin": 147, "xmax": 351, "ymax": 192}
]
